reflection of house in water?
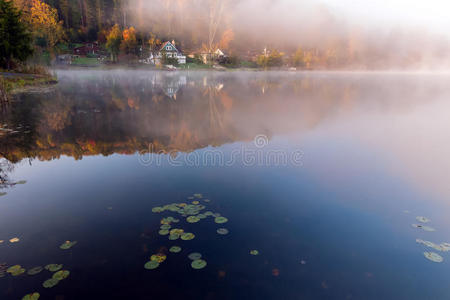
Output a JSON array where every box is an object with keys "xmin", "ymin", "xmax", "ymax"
[{"xmin": 151, "ymin": 74, "xmax": 187, "ymax": 99}]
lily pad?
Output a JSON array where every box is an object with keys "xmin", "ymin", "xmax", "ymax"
[
  {"xmin": 144, "ymin": 261, "xmax": 160, "ymax": 270},
  {"xmin": 424, "ymin": 252, "xmax": 443, "ymax": 263},
  {"xmin": 7, "ymin": 265, "xmax": 25, "ymax": 276},
  {"xmin": 217, "ymin": 228, "xmax": 229, "ymax": 235},
  {"xmin": 204, "ymin": 199, "xmax": 211, "ymax": 203},
  {"xmin": 45, "ymin": 264, "xmax": 63, "ymax": 272},
  {"xmin": 416, "ymin": 216, "xmax": 431, "ymax": 223},
  {"xmin": 411, "ymin": 224, "xmax": 436, "ymax": 232},
  {"xmin": 188, "ymin": 253, "xmax": 202, "ymax": 260},
  {"xmin": 0, "ymin": 192, "xmax": 6, "ymax": 197},
  {"xmin": 52, "ymin": 270, "xmax": 70, "ymax": 280},
  {"xmin": 43, "ymin": 278, "xmax": 59, "ymax": 288},
  {"xmin": 250, "ymin": 250, "xmax": 259, "ymax": 256},
  {"xmin": 192, "ymin": 201, "xmax": 200, "ymax": 205},
  {"xmin": 22, "ymin": 293, "xmax": 40, "ymax": 300},
  {"xmin": 160, "ymin": 224, "xmax": 171, "ymax": 230},
  {"xmin": 27, "ymin": 267, "xmax": 43, "ymax": 276},
  {"xmin": 152, "ymin": 207, "xmax": 164, "ymax": 213},
  {"xmin": 191, "ymin": 259, "xmax": 207, "ymax": 269},
  {"xmin": 440, "ymin": 243, "xmax": 450, "ymax": 251},
  {"xmin": 181, "ymin": 233, "xmax": 195, "ymax": 241},
  {"xmin": 194, "ymin": 194, "xmax": 203, "ymax": 198},
  {"xmin": 214, "ymin": 217, "xmax": 228, "ymax": 224},
  {"xmin": 187, "ymin": 216, "xmax": 200, "ymax": 223},
  {"xmin": 169, "ymin": 234, "xmax": 180, "ymax": 240},
  {"xmin": 170, "ymin": 229, "xmax": 184, "ymax": 235},
  {"xmin": 150, "ymin": 253, "xmax": 167, "ymax": 263},
  {"xmin": 60, "ymin": 241, "xmax": 77, "ymax": 250},
  {"xmin": 159, "ymin": 229, "xmax": 169, "ymax": 236},
  {"xmin": 169, "ymin": 246, "xmax": 182, "ymax": 253}
]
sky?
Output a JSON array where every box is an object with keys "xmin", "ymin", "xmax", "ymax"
[{"xmin": 321, "ymin": 0, "xmax": 450, "ymax": 34}]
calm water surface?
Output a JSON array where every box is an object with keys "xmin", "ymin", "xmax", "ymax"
[{"xmin": 1, "ymin": 70, "xmax": 450, "ymax": 299}]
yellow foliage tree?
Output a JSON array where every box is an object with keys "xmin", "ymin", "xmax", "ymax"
[{"xmin": 120, "ymin": 26, "xmax": 138, "ymax": 55}]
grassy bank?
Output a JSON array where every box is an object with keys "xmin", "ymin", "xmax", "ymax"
[{"xmin": 0, "ymin": 71, "xmax": 57, "ymax": 101}]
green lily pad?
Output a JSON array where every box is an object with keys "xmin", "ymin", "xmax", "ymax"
[
  {"xmin": 215, "ymin": 217, "xmax": 228, "ymax": 224},
  {"xmin": 204, "ymin": 199, "xmax": 211, "ymax": 203},
  {"xmin": 52, "ymin": 270, "xmax": 70, "ymax": 280},
  {"xmin": 144, "ymin": 261, "xmax": 160, "ymax": 270},
  {"xmin": 170, "ymin": 229, "xmax": 184, "ymax": 235},
  {"xmin": 194, "ymin": 194, "xmax": 203, "ymax": 198},
  {"xmin": 250, "ymin": 250, "xmax": 259, "ymax": 256},
  {"xmin": 440, "ymin": 243, "xmax": 450, "ymax": 251},
  {"xmin": 416, "ymin": 216, "xmax": 430, "ymax": 223},
  {"xmin": 60, "ymin": 241, "xmax": 77, "ymax": 250},
  {"xmin": 424, "ymin": 252, "xmax": 443, "ymax": 263},
  {"xmin": 204, "ymin": 211, "xmax": 214, "ymax": 216},
  {"xmin": 187, "ymin": 216, "xmax": 200, "ymax": 223},
  {"xmin": 160, "ymin": 224, "xmax": 171, "ymax": 230},
  {"xmin": 191, "ymin": 259, "xmax": 207, "ymax": 269},
  {"xmin": 181, "ymin": 233, "xmax": 195, "ymax": 240},
  {"xmin": 43, "ymin": 278, "xmax": 59, "ymax": 288},
  {"xmin": 16, "ymin": 180, "xmax": 27, "ymax": 185},
  {"xmin": 169, "ymin": 246, "xmax": 182, "ymax": 253},
  {"xmin": 159, "ymin": 229, "xmax": 170, "ymax": 236},
  {"xmin": 152, "ymin": 207, "xmax": 164, "ymax": 213},
  {"xmin": 7, "ymin": 265, "xmax": 22, "ymax": 273},
  {"xmin": 197, "ymin": 214, "xmax": 207, "ymax": 219},
  {"xmin": 188, "ymin": 253, "xmax": 202, "ymax": 260},
  {"xmin": 217, "ymin": 228, "xmax": 229, "ymax": 235},
  {"xmin": 150, "ymin": 253, "xmax": 167, "ymax": 263},
  {"xmin": 27, "ymin": 267, "xmax": 43, "ymax": 275},
  {"xmin": 22, "ymin": 292, "xmax": 40, "ymax": 300},
  {"xmin": 169, "ymin": 234, "xmax": 180, "ymax": 240},
  {"xmin": 45, "ymin": 264, "xmax": 63, "ymax": 272}
]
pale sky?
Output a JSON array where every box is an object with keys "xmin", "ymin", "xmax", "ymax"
[{"xmin": 320, "ymin": 0, "xmax": 450, "ymax": 34}]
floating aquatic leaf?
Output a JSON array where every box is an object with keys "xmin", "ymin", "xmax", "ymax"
[
  {"xmin": 188, "ymin": 253, "xmax": 202, "ymax": 260},
  {"xmin": 424, "ymin": 252, "xmax": 443, "ymax": 263},
  {"xmin": 192, "ymin": 201, "xmax": 200, "ymax": 205},
  {"xmin": 22, "ymin": 293, "xmax": 40, "ymax": 300},
  {"xmin": 179, "ymin": 203, "xmax": 188, "ymax": 207},
  {"xmin": 52, "ymin": 270, "xmax": 70, "ymax": 280},
  {"xmin": 191, "ymin": 259, "xmax": 207, "ymax": 269},
  {"xmin": 15, "ymin": 180, "xmax": 27, "ymax": 185},
  {"xmin": 181, "ymin": 233, "xmax": 195, "ymax": 241},
  {"xmin": 213, "ymin": 213, "xmax": 221, "ymax": 218},
  {"xmin": 170, "ymin": 229, "xmax": 184, "ymax": 235},
  {"xmin": 169, "ymin": 246, "xmax": 182, "ymax": 253},
  {"xmin": 0, "ymin": 192, "xmax": 6, "ymax": 197},
  {"xmin": 204, "ymin": 199, "xmax": 211, "ymax": 203},
  {"xmin": 159, "ymin": 229, "xmax": 169, "ymax": 236},
  {"xmin": 169, "ymin": 234, "xmax": 180, "ymax": 240},
  {"xmin": 151, "ymin": 253, "xmax": 167, "ymax": 263},
  {"xmin": 172, "ymin": 218, "xmax": 180, "ymax": 223},
  {"xmin": 214, "ymin": 217, "xmax": 228, "ymax": 224},
  {"xmin": 411, "ymin": 224, "xmax": 436, "ymax": 232},
  {"xmin": 416, "ymin": 216, "xmax": 430, "ymax": 223},
  {"xmin": 416, "ymin": 239, "xmax": 444, "ymax": 251},
  {"xmin": 217, "ymin": 228, "xmax": 229, "ymax": 235},
  {"xmin": 250, "ymin": 250, "xmax": 259, "ymax": 256},
  {"xmin": 440, "ymin": 243, "xmax": 450, "ymax": 251},
  {"xmin": 43, "ymin": 278, "xmax": 59, "ymax": 288},
  {"xmin": 194, "ymin": 194, "xmax": 203, "ymax": 198},
  {"xmin": 60, "ymin": 241, "xmax": 77, "ymax": 250},
  {"xmin": 152, "ymin": 207, "xmax": 164, "ymax": 213},
  {"xmin": 204, "ymin": 211, "xmax": 214, "ymax": 217},
  {"xmin": 187, "ymin": 216, "xmax": 200, "ymax": 223},
  {"xmin": 7, "ymin": 265, "xmax": 22, "ymax": 273},
  {"xmin": 27, "ymin": 267, "xmax": 43, "ymax": 275},
  {"xmin": 160, "ymin": 224, "xmax": 171, "ymax": 230},
  {"xmin": 45, "ymin": 264, "xmax": 63, "ymax": 272},
  {"xmin": 9, "ymin": 237, "xmax": 20, "ymax": 243},
  {"xmin": 197, "ymin": 214, "xmax": 207, "ymax": 219},
  {"xmin": 144, "ymin": 261, "xmax": 160, "ymax": 270}
]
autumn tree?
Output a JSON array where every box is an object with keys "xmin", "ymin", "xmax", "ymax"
[
  {"xmin": 106, "ymin": 24, "xmax": 122, "ymax": 62},
  {"xmin": 292, "ymin": 48, "xmax": 305, "ymax": 67},
  {"xmin": 0, "ymin": 0, "xmax": 33, "ymax": 69},
  {"xmin": 120, "ymin": 26, "xmax": 138, "ymax": 55}
]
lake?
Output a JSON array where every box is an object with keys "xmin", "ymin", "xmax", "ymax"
[{"xmin": 1, "ymin": 70, "xmax": 450, "ymax": 300}]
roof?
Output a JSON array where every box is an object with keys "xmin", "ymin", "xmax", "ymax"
[{"xmin": 160, "ymin": 41, "xmax": 179, "ymax": 52}]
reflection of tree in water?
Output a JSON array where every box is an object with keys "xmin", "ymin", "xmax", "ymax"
[{"xmin": 0, "ymin": 159, "xmax": 14, "ymax": 188}]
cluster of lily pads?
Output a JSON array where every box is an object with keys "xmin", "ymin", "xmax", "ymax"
[
  {"xmin": 145, "ymin": 193, "xmax": 229, "ymax": 271},
  {"xmin": 411, "ymin": 215, "xmax": 448, "ymax": 263}
]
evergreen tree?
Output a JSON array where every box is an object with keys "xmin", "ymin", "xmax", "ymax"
[{"xmin": 0, "ymin": 0, "xmax": 33, "ymax": 69}]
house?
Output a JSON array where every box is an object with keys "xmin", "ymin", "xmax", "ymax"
[
  {"xmin": 145, "ymin": 41, "xmax": 186, "ymax": 65},
  {"xmin": 200, "ymin": 49, "xmax": 227, "ymax": 64},
  {"xmin": 73, "ymin": 42, "xmax": 101, "ymax": 56}
]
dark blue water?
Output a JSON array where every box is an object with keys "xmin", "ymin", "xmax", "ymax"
[{"xmin": 1, "ymin": 71, "xmax": 450, "ymax": 299}]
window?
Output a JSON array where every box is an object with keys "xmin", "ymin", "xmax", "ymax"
[{"xmin": 167, "ymin": 46, "xmax": 172, "ymax": 50}]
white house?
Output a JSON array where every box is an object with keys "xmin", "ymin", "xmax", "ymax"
[{"xmin": 146, "ymin": 41, "xmax": 186, "ymax": 65}]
